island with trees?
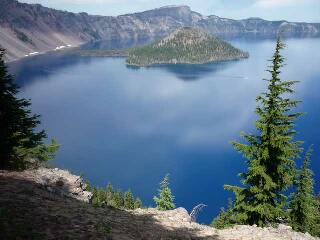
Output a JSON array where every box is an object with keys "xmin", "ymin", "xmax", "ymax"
[{"xmin": 126, "ymin": 27, "xmax": 249, "ymax": 66}]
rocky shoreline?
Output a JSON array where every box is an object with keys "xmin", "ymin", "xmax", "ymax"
[{"xmin": 0, "ymin": 167, "xmax": 319, "ymax": 239}]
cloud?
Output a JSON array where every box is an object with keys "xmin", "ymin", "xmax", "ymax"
[{"xmin": 253, "ymin": 0, "xmax": 310, "ymax": 8}]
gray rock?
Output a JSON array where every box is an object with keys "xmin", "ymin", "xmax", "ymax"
[{"xmin": 17, "ymin": 167, "xmax": 93, "ymax": 203}]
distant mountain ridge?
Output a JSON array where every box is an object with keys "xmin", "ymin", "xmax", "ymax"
[{"xmin": 0, "ymin": 0, "xmax": 319, "ymax": 61}]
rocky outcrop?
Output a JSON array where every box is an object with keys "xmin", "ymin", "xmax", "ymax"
[
  {"xmin": 217, "ymin": 224, "xmax": 318, "ymax": 240},
  {"xmin": 0, "ymin": 167, "xmax": 92, "ymax": 202},
  {"xmin": 0, "ymin": 168, "xmax": 319, "ymax": 239},
  {"xmin": 1, "ymin": 0, "xmax": 319, "ymax": 62}
]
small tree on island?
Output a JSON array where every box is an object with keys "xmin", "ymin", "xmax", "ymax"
[
  {"xmin": 224, "ymin": 38, "xmax": 303, "ymax": 226},
  {"xmin": 0, "ymin": 48, "xmax": 59, "ymax": 170},
  {"xmin": 153, "ymin": 174, "xmax": 175, "ymax": 210},
  {"xmin": 290, "ymin": 146, "xmax": 317, "ymax": 234}
]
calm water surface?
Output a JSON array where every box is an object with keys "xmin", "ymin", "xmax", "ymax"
[{"xmin": 9, "ymin": 37, "xmax": 320, "ymax": 223}]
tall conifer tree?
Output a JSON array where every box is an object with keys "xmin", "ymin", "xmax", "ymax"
[
  {"xmin": 290, "ymin": 146, "xmax": 316, "ymax": 233},
  {"xmin": 0, "ymin": 49, "xmax": 58, "ymax": 170},
  {"xmin": 225, "ymin": 38, "xmax": 302, "ymax": 226}
]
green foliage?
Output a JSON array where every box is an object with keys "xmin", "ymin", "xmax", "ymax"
[
  {"xmin": 124, "ymin": 190, "xmax": 135, "ymax": 210},
  {"xmin": 88, "ymin": 182, "xmax": 143, "ymax": 210},
  {"xmin": 0, "ymin": 49, "xmax": 59, "ymax": 170},
  {"xmin": 211, "ymin": 199, "xmax": 235, "ymax": 229},
  {"xmin": 313, "ymin": 194, "xmax": 320, "ymax": 237},
  {"xmin": 212, "ymin": 208, "xmax": 233, "ymax": 229},
  {"xmin": 290, "ymin": 146, "xmax": 318, "ymax": 236},
  {"xmin": 224, "ymin": 38, "xmax": 302, "ymax": 226},
  {"xmin": 126, "ymin": 27, "xmax": 248, "ymax": 66},
  {"xmin": 13, "ymin": 139, "xmax": 60, "ymax": 164},
  {"xmin": 153, "ymin": 174, "xmax": 175, "ymax": 210},
  {"xmin": 134, "ymin": 198, "xmax": 142, "ymax": 209}
]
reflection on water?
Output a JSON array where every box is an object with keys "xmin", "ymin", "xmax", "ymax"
[
  {"xmin": 10, "ymin": 54, "xmax": 91, "ymax": 87},
  {"xmin": 8, "ymin": 37, "xmax": 320, "ymax": 224},
  {"xmin": 81, "ymin": 38, "xmax": 153, "ymax": 50},
  {"xmin": 131, "ymin": 61, "xmax": 243, "ymax": 81}
]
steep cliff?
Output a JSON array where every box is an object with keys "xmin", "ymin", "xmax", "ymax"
[{"xmin": 0, "ymin": 0, "xmax": 319, "ymax": 61}]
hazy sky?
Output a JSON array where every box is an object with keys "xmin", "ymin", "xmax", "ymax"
[{"xmin": 20, "ymin": 0, "xmax": 320, "ymax": 22}]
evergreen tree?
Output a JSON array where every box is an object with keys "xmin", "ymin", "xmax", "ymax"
[
  {"xmin": 313, "ymin": 194, "xmax": 320, "ymax": 237},
  {"xmin": 224, "ymin": 38, "xmax": 302, "ymax": 226},
  {"xmin": 290, "ymin": 147, "xmax": 317, "ymax": 234},
  {"xmin": 134, "ymin": 198, "xmax": 142, "ymax": 209},
  {"xmin": 105, "ymin": 183, "xmax": 114, "ymax": 206},
  {"xmin": 211, "ymin": 199, "xmax": 235, "ymax": 229},
  {"xmin": 124, "ymin": 190, "xmax": 135, "ymax": 210},
  {"xmin": 153, "ymin": 174, "xmax": 175, "ymax": 210},
  {"xmin": 88, "ymin": 181, "xmax": 143, "ymax": 210},
  {"xmin": 0, "ymin": 48, "xmax": 59, "ymax": 170},
  {"xmin": 91, "ymin": 187, "xmax": 100, "ymax": 207},
  {"xmin": 212, "ymin": 208, "xmax": 232, "ymax": 229},
  {"xmin": 113, "ymin": 191, "xmax": 124, "ymax": 208}
]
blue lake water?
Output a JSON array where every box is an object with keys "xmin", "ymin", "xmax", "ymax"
[{"xmin": 9, "ymin": 37, "xmax": 320, "ymax": 223}]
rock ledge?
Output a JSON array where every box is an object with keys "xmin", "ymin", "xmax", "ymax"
[{"xmin": 0, "ymin": 168, "xmax": 318, "ymax": 240}]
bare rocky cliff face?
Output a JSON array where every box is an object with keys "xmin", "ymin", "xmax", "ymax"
[
  {"xmin": 0, "ymin": 0, "xmax": 319, "ymax": 62},
  {"xmin": 0, "ymin": 168, "xmax": 319, "ymax": 239}
]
